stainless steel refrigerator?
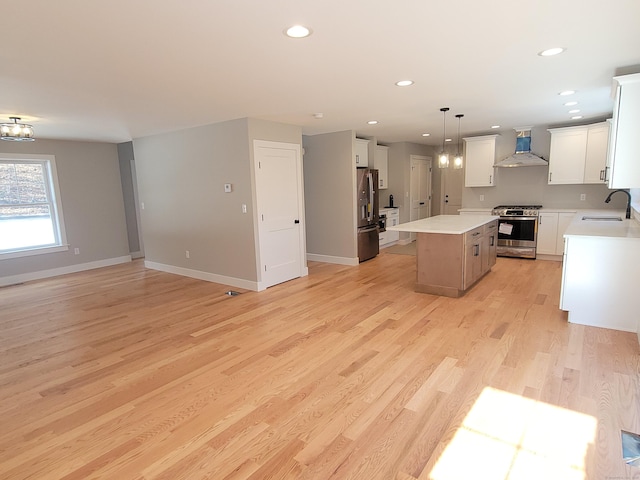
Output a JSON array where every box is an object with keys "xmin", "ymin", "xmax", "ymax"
[{"xmin": 356, "ymin": 168, "xmax": 379, "ymax": 262}]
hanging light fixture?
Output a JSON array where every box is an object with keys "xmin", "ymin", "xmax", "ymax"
[
  {"xmin": 0, "ymin": 117, "xmax": 35, "ymax": 141},
  {"xmin": 453, "ymin": 114, "xmax": 464, "ymax": 169},
  {"xmin": 438, "ymin": 107, "xmax": 450, "ymax": 168}
]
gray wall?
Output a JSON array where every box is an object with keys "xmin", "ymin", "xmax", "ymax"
[
  {"xmin": 117, "ymin": 141, "xmax": 141, "ymax": 255},
  {"xmin": 461, "ymin": 125, "xmax": 629, "ymax": 211},
  {"xmin": 302, "ymin": 131, "xmax": 357, "ymax": 259},
  {"xmin": 386, "ymin": 142, "xmax": 434, "ymax": 222},
  {"xmin": 133, "ymin": 117, "xmax": 302, "ymax": 284},
  {"xmin": 1, "ymin": 139, "xmax": 130, "ymax": 277}
]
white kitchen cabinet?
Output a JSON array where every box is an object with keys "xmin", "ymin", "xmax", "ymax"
[
  {"xmin": 555, "ymin": 212, "xmax": 575, "ymax": 254},
  {"xmin": 355, "ymin": 138, "xmax": 369, "ymax": 167},
  {"xmin": 379, "ymin": 207, "xmax": 399, "ymax": 247},
  {"xmin": 374, "ymin": 145, "xmax": 389, "ymax": 189},
  {"xmin": 607, "ymin": 73, "xmax": 640, "ymax": 188},
  {"xmin": 548, "ymin": 122, "xmax": 609, "ymax": 184},
  {"xmin": 583, "ymin": 123, "xmax": 610, "ymax": 183},
  {"xmin": 537, "ymin": 210, "xmax": 577, "ymax": 256},
  {"xmin": 547, "ymin": 127, "xmax": 588, "ymax": 184},
  {"xmin": 537, "ymin": 212, "xmax": 559, "ymax": 254},
  {"xmin": 464, "ymin": 135, "xmax": 497, "ymax": 187},
  {"xmin": 561, "ymin": 234, "xmax": 640, "ymax": 332}
]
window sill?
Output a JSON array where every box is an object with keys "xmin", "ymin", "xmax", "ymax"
[{"xmin": 0, "ymin": 244, "xmax": 69, "ymax": 261}]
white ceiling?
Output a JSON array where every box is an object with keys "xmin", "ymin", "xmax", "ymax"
[{"xmin": 1, "ymin": 0, "xmax": 639, "ymax": 146}]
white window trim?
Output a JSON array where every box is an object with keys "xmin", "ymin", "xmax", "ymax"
[{"xmin": 0, "ymin": 153, "xmax": 69, "ymax": 260}]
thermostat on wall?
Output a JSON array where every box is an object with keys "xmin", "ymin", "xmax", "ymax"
[{"xmin": 224, "ymin": 183, "xmax": 232, "ymax": 193}]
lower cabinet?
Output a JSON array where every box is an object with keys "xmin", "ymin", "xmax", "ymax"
[
  {"xmin": 537, "ymin": 211, "xmax": 576, "ymax": 257},
  {"xmin": 416, "ymin": 219, "xmax": 497, "ymax": 297}
]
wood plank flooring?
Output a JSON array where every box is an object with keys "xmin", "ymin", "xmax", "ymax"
[{"xmin": 1, "ymin": 252, "xmax": 638, "ymax": 479}]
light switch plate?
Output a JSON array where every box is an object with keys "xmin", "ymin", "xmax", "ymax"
[{"xmin": 224, "ymin": 183, "xmax": 232, "ymax": 193}]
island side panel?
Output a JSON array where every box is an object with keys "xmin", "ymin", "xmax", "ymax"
[{"xmin": 416, "ymin": 232, "xmax": 464, "ymax": 297}]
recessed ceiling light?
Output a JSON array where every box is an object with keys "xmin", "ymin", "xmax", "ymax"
[
  {"xmin": 445, "ymin": 138, "xmax": 452, "ymax": 142},
  {"xmin": 568, "ymin": 109, "xmax": 580, "ymax": 114},
  {"xmin": 564, "ymin": 101, "xmax": 578, "ymax": 106},
  {"xmin": 539, "ymin": 47, "xmax": 565, "ymax": 57},
  {"xmin": 559, "ymin": 90, "xmax": 576, "ymax": 96},
  {"xmin": 571, "ymin": 115, "xmax": 583, "ymax": 120},
  {"xmin": 367, "ymin": 120, "xmax": 378, "ymax": 125},
  {"xmin": 285, "ymin": 25, "xmax": 312, "ymax": 38},
  {"xmin": 422, "ymin": 133, "xmax": 430, "ymax": 137},
  {"xmin": 491, "ymin": 125, "xmax": 500, "ymax": 129},
  {"xmin": 313, "ymin": 112, "xmax": 323, "ymax": 119},
  {"xmin": 395, "ymin": 80, "xmax": 414, "ymax": 87}
]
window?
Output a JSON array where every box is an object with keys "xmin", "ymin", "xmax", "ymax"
[{"xmin": 0, "ymin": 154, "xmax": 67, "ymax": 259}]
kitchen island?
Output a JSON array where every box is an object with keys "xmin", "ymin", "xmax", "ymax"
[{"xmin": 387, "ymin": 215, "xmax": 499, "ymax": 297}]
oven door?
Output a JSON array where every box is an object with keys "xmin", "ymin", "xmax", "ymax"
[{"xmin": 497, "ymin": 216, "xmax": 537, "ymax": 248}]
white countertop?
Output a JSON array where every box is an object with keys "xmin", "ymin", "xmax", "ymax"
[
  {"xmin": 564, "ymin": 210, "xmax": 640, "ymax": 239},
  {"xmin": 387, "ymin": 214, "xmax": 498, "ymax": 234}
]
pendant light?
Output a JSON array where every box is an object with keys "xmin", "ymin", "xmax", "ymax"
[
  {"xmin": 0, "ymin": 117, "xmax": 35, "ymax": 141},
  {"xmin": 453, "ymin": 114, "xmax": 464, "ymax": 169},
  {"xmin": 438, "ymin": 107, "xmax": 449, "ymax": 168}
]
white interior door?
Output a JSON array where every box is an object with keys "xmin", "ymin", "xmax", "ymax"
[
  {"xmin": 409, "ymin": 155, "xmax": 432, "ymax": 241},
  {"xmin": 254, "ymin": 140, "xmax": 306, "ymax": 289},
  {"xmin": 441, "ymin": 167, "xmax": 464, "ymax": 215}
]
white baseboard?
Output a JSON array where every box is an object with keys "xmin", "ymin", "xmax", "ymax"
[
  {"xmin": 535, "ymin": 254, "xmax": 563, "ymax": 262},
  {"xmin": 398, "ymin": 238, "xmax": 413, "ymax": 246},
  {"xmin": 306, "ymin": 253, "xmax": 359, "ymax": 266},
  {"xmin": 144, "ymin": 261, "xmax": 260, "ymax": 291},
  {"xmin": 0, "ymin": 255, "xmax": 132, "ymax": 287}
]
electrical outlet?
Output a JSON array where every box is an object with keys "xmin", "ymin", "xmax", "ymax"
[
  {"xmin": 185, "ymin": 250, "xmax": 190, "ymax": 259},
  {"xmin": 480, "ymin": 194, "xmax": 485, "ymax": 201},
  {"xmin": 242, "ymin": 204, "xmax": 247, "ymax": 213},
  {"xmin": 580, "ymin": 193, "xmax": 586, "ymax": 201},
  {"xmin": 74, "ymin": 248, "xmax": 80, "ymax": 255}
]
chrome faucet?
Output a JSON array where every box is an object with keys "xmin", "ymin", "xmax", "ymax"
[{"xmin": 604, "ymin": 189, "xmax": 631, "ymax": 219}]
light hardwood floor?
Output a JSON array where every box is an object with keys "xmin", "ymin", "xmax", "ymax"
[{"xmin": 1, "ymin": 253, "xmax": 638, "ymax": 479}]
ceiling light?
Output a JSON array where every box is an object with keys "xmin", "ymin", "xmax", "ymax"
[
  {"xmin": 285, "ymin": 25, "xmax": 312, "ymax": 38},
  {"xmin": 445, "ymin": 138, "xmax": 452, "ymax": 142},
  {"xmin": 313, "ymin": 112, "xmax": 323, "ymax": 119},
  {"xmin": 571, "ymin": 115, "xmax": 583, "ymax": 120},
  {"xmin": 367, "ymin": 120, "xmax": 378, "ymax": 125},
  {"xmin": 0, "ymin": 117, "xmax": 35, "ymax": 141},
  {"xmin": 438, "ymin": 107, "xmax": 450, "ymax": 169},
  {"xmin": 491, "ymin": 125, "xmax": 500, "ymax": 129},
  {"xmin": 538, "ymin": 47, "xmax": 565, "ymax": 57},
  {"xmin": 559, "ymin": 90, "xmax": 576, "ymax": 96},
  {"xmin": 568, "ymin": 109, "xmax": 580, "ymax": 114},
  {"xmin": 422, "ymin": 133, "xmax": 430, "ymax": 137},
  {"xmin": 453, "ymin": 114, "xmax": 464, "ymax": 169},
  {"xmin": 564, "ymin": 101, "xmax": 578, "ymax": 106},
  {"xmin": 395, "ymin": 80, "xmax": 414, "ymax": 87}
]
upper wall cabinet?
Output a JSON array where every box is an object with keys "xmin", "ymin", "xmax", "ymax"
[
  {"xmin": 464, "ymin": 135, "xmax": 497, "ymax": 187},
  {"xmin": 355, "ymin": 138, "xmax": 369, "ymax": 167},
  {"xmin": 547, "ymin": 122, "xmax": 609, "ymax": 185},
  {"xmin": 374, "ymin": 145, "xmax": 389, "ymax": 189},
  {"xmin": 607, "ymin": 73, "xmax": 640, "ymax": 188}
]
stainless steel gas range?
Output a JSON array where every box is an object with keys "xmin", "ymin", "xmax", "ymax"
[{"xmin": 491, "ymin": 205, "xmax": 542, "ymax": 259}]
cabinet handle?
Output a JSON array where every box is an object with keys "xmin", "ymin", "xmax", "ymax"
[
  {"xmin": 604, "ymin": 166, "xmax": 609, "ymax": 182},
  {"xmin": 549, "ymin": 172, "xmax": 552, "ymax": 182},
  {"xmin": 599, "ymin": 169, "xmax": 604, "ymax": 181},
  {"xmin": 472, "ymin": 232, "xmax": 480, "ymax": 236},
  {"xmin": 490, "ymin": 235, "xmax": 494, "ymax": 246},
  {"xmin": 356, "ymin": 155, "xmax": 360, "ymax": 164},
  {"xmin": 474, "ymin": 244, "xmax": 480, "ymax": 256},
  {"xmin": 539, "ymin": 216, "xmax": 542, "ymax": 225},
  {"xmin": 489, "ymin": 175, "xmax": 492, "ymax": 184}
]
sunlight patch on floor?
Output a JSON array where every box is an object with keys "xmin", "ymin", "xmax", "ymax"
[{"xmin": 429, "ymin": 387, "xmax": 597, "ymax": 480}]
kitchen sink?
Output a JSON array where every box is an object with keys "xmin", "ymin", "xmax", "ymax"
[{"xmin": 581, "ymin": 216, "xmax": 623, "ymax": 221}]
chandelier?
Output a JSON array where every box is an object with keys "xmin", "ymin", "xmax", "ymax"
[{"xmin": 0, "ymin": 117, "xmax": 35, "ymax": 141}]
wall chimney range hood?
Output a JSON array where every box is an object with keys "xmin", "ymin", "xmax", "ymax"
[{"xmin": 494, "ymin": 127, "xmax": 548, "ymax": 167}]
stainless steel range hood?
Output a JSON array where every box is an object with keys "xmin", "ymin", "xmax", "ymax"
[{"xmin": 494, "ymin": 127, "xmax": 548, "ymax": 168}]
